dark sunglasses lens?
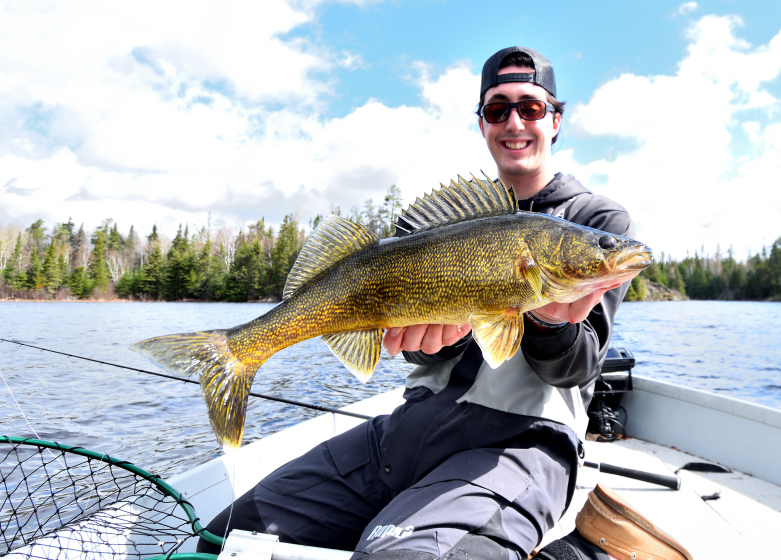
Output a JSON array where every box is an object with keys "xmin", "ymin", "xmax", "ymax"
[
  {"xmin": 518, "ymin": 100, "xmax": 547, "ymax": 120},
  {"xmin": 483, "ymin": 103, "xmax": 510, "ymax": 123}
]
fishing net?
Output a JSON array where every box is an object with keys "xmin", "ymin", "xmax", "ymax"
[{"xmin": 0, "ymin": 436, "xmax": 223, "ymax": 559}]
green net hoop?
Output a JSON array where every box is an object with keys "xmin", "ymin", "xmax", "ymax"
[{"xmin": 1, "ymin": 436, "xmax": 223, "ymax": 559}]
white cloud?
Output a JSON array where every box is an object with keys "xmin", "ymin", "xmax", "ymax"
[
  {"xmin": 559, "ymin": 15, "xmax": 781, "ymax": 259},
  {"xmin": 1, "ymin": 5, "xmax": 779, "ymax": 264},
  {"xmin": 677, "ymin": 2, "xmax": 698, "ymax": 16},
  {"xmin": 0, "ymin": 1, "xmax": 490, "ymax": 239}
]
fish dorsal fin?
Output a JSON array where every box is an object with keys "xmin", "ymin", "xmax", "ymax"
[
  {"xmin": 396, "ymin": 172, "xmax": 517, "ymax": 235},
  {"xmin": 284, "ymin": 214, "xmax": 379, "ymax": 300},
  {"xmin": 469, "ymin": 309, "xmax": 524, "ymax": 369},
  {"xmin": 321, "ymin": 329, "xmax": 384, "ymax": 383}
]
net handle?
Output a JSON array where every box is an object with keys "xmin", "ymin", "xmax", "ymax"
[{"xmin": 1, "ymin": 435, "xmax": 225, "ymax": 548}]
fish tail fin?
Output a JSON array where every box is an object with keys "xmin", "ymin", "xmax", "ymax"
[{"xmin": 131, "ymin": 330, "xmax": 265, "ymax": 451}]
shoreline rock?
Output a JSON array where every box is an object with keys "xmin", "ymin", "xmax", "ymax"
[{"xmin": 641, "ymin": 280, "xmax": 688, "ymax": 301}]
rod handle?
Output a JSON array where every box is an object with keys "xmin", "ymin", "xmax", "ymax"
[{"xmin": 584, "ymin": 461, "xmax": 681, "ymax": 490}]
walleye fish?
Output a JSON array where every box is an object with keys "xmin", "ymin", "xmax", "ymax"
[{"xmin": 133, "ymin": 174, "xmax": 652, "ymax": 450}]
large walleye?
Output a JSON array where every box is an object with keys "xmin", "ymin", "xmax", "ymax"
[{"xmin": 133, "ymin": 175, "xmax": 652, "ymax": 450}]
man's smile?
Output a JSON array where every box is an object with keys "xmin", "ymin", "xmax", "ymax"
[{"xmin": 502, "ymin": 140, "xmax": 531, "ymax": 150}]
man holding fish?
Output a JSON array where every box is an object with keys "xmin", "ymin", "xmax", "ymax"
[{"xmin": 182, "ymin": 47, "xmax": 691, "ymax": 559}]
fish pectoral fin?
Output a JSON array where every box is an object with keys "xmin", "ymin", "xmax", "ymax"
[
  {"xmin": 515, "ymin": 248, "xmax": 543, "ymax": 301},
  {"xmin": 321, "ymin": 329, "xmax": 383, "ymax": 383},
  {"xmin": 469, "ymin": 309, "xmax": 524, "ymax": 369}
]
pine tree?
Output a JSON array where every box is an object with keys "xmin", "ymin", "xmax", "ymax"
[
  {"xmin": 269, "ymin": 214, "xmax": 302, "ymax": 299},
  {"xmin": 26, "ymin": 248, "xmax": 44, "ymax": 291},
  {"xmin": 67, "ymin": 266, "xmax": 93, "ymax": 298},
  {"xmin": 141, "ymin": 244, "xmax": 165, "ymax": 300},
  {"xmin": 42, "ymin": 242, "xmax": 61, "ymax": 294},
  {"xmin": 89, "ymin": 231, "xmax": 110, "ymax": 296},
  {"xmin": 25, "ymin": 219, "xmax": 46, "ymax": 255},
  {"xmin": 165, "ymin": 224, "xmax": 197, "ymax": 300}
]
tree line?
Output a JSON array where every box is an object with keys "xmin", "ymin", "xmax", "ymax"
[
  {"xmin": 1, "ymin": 192, "xmax": 779, "ymax": 302},
  {"xmin": 0, "ymin": 186, "xmax": 403, "ymax": 302},
  {"xmin": 623, "ymin": 240, "xmax": 781, "ymax": 301}
]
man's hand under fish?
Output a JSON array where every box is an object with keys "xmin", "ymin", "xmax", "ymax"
[{"xmin": 382, "ymin": 283, "xmax": 620, "ymax": 356}]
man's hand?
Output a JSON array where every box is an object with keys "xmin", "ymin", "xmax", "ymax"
[
  {"xmin": 383, "ymin": 323, "xmax": 472, "ymax": 356},
  {"xmin": 530, "ymin": 285, "xmax": 618, "ymax": 326},
  {"xmin": 383, "ymin": 283, "xmax": 625, "ymax": 355}
]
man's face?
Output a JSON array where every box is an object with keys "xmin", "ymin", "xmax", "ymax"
[{"xmin": 478, "ymin": 65, "xmax": 561, "ymax": 187}]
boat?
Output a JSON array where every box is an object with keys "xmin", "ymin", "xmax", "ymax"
[
  {"xmin": 163, "ymin": 362, "xmax": 781, "ymax": 559},
  {"xmin": 5, "ymin": 351, "xmax": 781, "ymax": 559}
]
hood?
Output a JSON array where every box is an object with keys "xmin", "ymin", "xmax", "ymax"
[{"xmin": 517, "ymin": 173, "xmax": 591, "ymax": 212}]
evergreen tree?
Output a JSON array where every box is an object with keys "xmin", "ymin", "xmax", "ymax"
[
  {"xmin": 165, "ymin": 225, "xmax": 197, "ymax": 300},
  {"xmin": 269, "ymin": 214, "xmax": 302, "ymax": 298},
  {"xmin": 26, "ymin": 219, "xmax": 46, "ymax": 254},
  {"xmin": 67, "ymin": 267, "xmax": 93, "ymax": 298},
  {"xmin": 147, "ymin": 225, "xmax": 159, "ymax": 244},
  {"xmin": 108, "ymin": 221, "xmax": 124, "ymax": 252},
  {"xmin": 42, "ymin": 242, "xmax": 61, "ymax": 293},
  {"xmin": 225, "ymin": 221, "xmax": 273, "ymax": 301},
  {"xmin": 140, "ymin": 244, "xmax": 165, "ymax": 300},
  {"xmin": 89, "ymin": 231, "xmax": 110, "ymax": 296},
  {"xmin": 26, "ymin": 249, "xmax": 44, "ymax": 291}
]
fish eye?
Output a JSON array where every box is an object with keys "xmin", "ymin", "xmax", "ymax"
[{"xmin": 598, "ymin": 235, "xmax": 617, "ymax": 250}]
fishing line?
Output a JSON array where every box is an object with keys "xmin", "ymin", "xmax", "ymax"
[
  {"xmin": 0, "ymin": 337, "xmax": 373, "ymax": 421},
  {"xmin": 0, "ymin": 367, "xmax": 66, "ymax": 469}
]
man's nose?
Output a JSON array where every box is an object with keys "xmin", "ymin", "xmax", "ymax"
[{"xmin": 504, "ymin": 108, "xmax": 526, "ymax": 131}]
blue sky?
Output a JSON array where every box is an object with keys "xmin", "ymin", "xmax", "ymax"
[
  {"xmin": 1, "ymin": 0, "xmax": 780, "ymax": 260},
  {"xmin": 304, "ymin": 1, "xmax": 740, "ymax": 115}
]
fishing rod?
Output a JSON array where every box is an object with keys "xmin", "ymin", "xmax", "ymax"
[
  {"xmin": 0, "ymin": 337, "xmax": 372, "ymax": 421},
  {"xmin": 0, "ymin": 337, "xmax": 683, "ymax": 490}
]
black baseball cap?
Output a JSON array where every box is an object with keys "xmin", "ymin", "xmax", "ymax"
[{"xmin": 479, "ymin": 47, "xmax": 557, "ymax": 101}]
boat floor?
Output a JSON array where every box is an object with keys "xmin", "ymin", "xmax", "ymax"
[{"xmin": 541, "ymin": 436, "xmax": 781, "ymax": 559}]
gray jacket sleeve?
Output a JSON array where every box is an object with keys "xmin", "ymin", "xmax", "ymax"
[{"xmin": 520, "ymin": 199, "xmax": 635, "ymax": 389}]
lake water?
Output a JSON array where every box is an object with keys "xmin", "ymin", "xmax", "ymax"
[{"xmin": 1, "ymin": 300, "xmax": 779, "ymax": 479}]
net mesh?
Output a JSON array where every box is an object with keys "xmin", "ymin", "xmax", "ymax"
[{"xmin": 1, "ymin": 436, "xmax": 216, "ymax": 559}]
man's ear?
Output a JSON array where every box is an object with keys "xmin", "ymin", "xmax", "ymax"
[
  {"xmin": 478, "ymin": 117, "xmax": 485, "ymax": 138},
  {"xmin": 552, "ymin": 112, "xmax": 561, "ymax": 138}
]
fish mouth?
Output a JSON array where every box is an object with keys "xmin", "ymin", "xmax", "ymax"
[{"xmin": 611, "ymin": 243, "xmax": 654, "ymax": 273}]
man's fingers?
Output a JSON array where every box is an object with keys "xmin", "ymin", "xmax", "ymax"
[
  {"xmin": 568, "ymin": 289, "xmax": 609, "ymax": 323},
  {"xmin": 442, "ymin": 324, "xmax": 471, "ymax": 346},
  {"xmin": 383, "ymin": 327, "xmax": 405, "ymax": 355},
  {"xmin": 532, "ymin": 302, "xmax": 568, "ymax": 324},
  {"xmin": 383, "ymin": 324, "xmax": 470, "ymax": 356},
  {"xmin": 419, "ymin": 324, "xmax": 445, "ymax": 354},
  {"xmin": 401, "ymin": 324, "xmax": 431, "ymax": 353}
]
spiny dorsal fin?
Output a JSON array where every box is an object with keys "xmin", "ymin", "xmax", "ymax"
[
  {"xmin": 284, "ymin": 214, "xmax": 379, "ymax": 299},
  {"xmin": 396, "ymin": 172, "xmax": 516, "ymax": 234}
]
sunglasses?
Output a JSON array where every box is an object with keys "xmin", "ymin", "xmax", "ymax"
[{"xmin": 479, "ymin": 100, "xmax": 556, "ymax": 124}]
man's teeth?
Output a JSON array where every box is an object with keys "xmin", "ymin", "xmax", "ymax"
[{"xmin": 504, "ymin": 140, "xmax": 529, "ymax": 149}]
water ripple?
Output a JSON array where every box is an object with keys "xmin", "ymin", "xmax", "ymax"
[{"xmin": 1, "ymin": 300, "xmax": 779, "ymax": 477}]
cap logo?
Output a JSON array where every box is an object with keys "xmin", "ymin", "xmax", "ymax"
[{"xmin": 495, "ymin": 73, "xmax": 536, "ymax": 86}]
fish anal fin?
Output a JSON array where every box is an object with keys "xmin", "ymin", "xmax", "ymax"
[
  {"xmin": 284, "ymin": 215, "xmax": 379, "ymax": 299},
  {"xmin": 321, "ymin": 329, "xmax": 383, "ymax": 383},
  {"xmin": 515, "ymin": 247, "xmax": 543, "ymax": 301},
  {"xmin": 469, "ymin": 309, "xmax": 524, "ymax": 369}
]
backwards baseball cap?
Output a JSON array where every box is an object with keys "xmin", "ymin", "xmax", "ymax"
[{"xmin": 479, "ymin": 46, "xmax": 557, "ymax": 101}]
